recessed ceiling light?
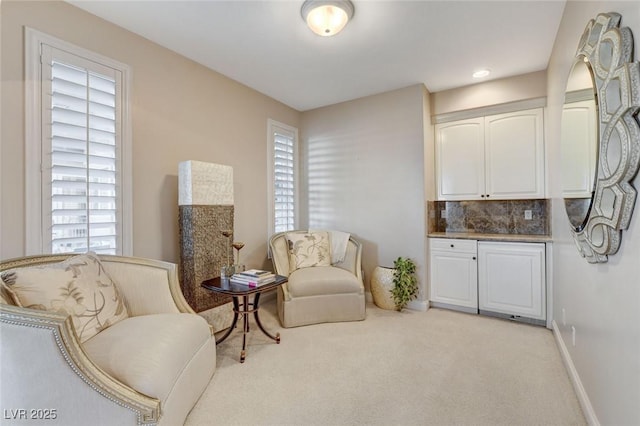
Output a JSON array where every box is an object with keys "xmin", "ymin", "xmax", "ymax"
[{"xmin": 472, "ymin": 69, "xmax": 491, "ymax": 79}]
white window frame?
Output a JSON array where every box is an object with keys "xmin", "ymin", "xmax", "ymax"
[
  {"xmin": 25, "ymin": 28, "xmax": 132, "ymax": 255},
  {"xmin": 267, "ymin": 119, "xmax": 299, "ymax": 238}
]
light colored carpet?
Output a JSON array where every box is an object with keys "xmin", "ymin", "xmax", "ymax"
[{"xmin": 185, "ymin": 299, "xmax": 585, "ymax": 426}]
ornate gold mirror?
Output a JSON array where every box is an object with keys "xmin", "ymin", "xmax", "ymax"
[{"xmin": 561, "ymin": 13, "xmax": 640, "ymax": 263}]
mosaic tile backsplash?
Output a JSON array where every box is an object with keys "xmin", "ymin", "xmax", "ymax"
[{"xmin": 428, "ymin": 199, "xmax": 550, "ymax": 235}]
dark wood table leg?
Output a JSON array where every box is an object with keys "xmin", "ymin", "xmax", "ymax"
[
  {"xmin": 202, "ymin": 275, "xmax": 287, "ymax": 364},
  {"xmin": 252, "ymin": 292, "xmax": 281, "ymax": 343},
  {"xmin": 215, "ymin": 296, "xmax": 240, "ymax": 345},
  {"xmin": 240, "ymin": 294, "xmax": 249, "ymax": 363}
]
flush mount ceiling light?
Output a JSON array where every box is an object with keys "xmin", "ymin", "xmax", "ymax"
[
  {"xmin": 472, "ymin": 69, "xmax": 491, "ymax": 78},
  {"xmin": 301, "ymin": 0, "xmax": 354, "ymax": 37}
]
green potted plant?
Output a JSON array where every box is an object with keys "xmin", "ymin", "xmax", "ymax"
[{"xmin": 390, "ymin": 257, "xmax": 418, "ymax": 311}]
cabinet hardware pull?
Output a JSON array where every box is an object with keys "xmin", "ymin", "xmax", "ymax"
[
  {"xmin": 450, "ymin": 244, "xmax": 454, "ymax": 248},
  {"xmin": 472, "ymin": 256, "xmax": 476, "ymax": 260},
  {"xmin": 481, "ymin": 194, "xmax": 485, "ymax": 198}
]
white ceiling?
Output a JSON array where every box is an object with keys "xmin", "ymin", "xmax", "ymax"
[{"xmin": 67, "ymin": 0, "xmax": 566, "ymax": 111}]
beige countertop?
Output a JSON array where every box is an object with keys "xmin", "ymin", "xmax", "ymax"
[{"xmin": 428, "ymin": 232, "xmax": 552, "ymax": 243}]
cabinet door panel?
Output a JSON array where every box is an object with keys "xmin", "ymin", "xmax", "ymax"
[
  {"xmin": 478, "ymin": 242, "xmax": 545, "ymax": 320},
  {"xmin": 430, "ymin": 251, "xmax": 478, "ymax": 309},
  {"xmin": 484, "ymin": 109, "xmax": 544, "ymax": 199},
  {"xmin": 435, "ymin": 118, "xmax": 485, "ymax": 200}
]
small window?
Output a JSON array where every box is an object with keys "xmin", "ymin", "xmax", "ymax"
[
  {"xmin": 267, "ymin": 120, "xmax": 298, "ymax": 236},
  {"xmin": 26, "ymin": 29, "xmax": 132, "ymax": 255}
]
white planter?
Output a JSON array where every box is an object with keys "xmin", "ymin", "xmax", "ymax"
[{"xmin": 371, "ymin": 266, "xmax": 396, "ymax": 310}]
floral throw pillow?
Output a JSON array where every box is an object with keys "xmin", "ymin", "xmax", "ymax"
[
  {"xmin": 0, "ymin": 252, "xmax": 129, "ymax": 343},
  {"xmin": 286, "ymin": 231, "xmax": 331, "ymax": 273}
]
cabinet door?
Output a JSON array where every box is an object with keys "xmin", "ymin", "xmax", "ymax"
[
  {"xmin": 430, "ymin": 249, "xmax": 478, "ymax": 311},
  {"xmin": 484, "ymin": 109, "xmax": 545, "ymax": 199},
  {"xmin": 435, "ymin": 118, "xmax": 485, "ymax": 200},
  {"xmin": 478, "ymin": 242, "xmax": 545, "ymax": 320}
]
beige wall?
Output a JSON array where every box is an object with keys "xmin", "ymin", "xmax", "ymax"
[
  {"xmin": 431, "ymin": 70, "xmax": 547, "ymax": 115},
  {"xmin": 547, "ymin": 2, "xmax": 640, "ymax": 424},
  {"xmin": 0, "ymin": 1, "xmax": 300, "ymax": 267},
  {"xmin": 301, "ymin": 85, "xmax": 427, "ymax": 306}
]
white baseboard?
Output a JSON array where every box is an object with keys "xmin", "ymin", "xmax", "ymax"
[
  {"xmin": 407, "ymin": 299, "xmax": 429, "ymax": 312},
  {"xmin": 365, "ymin": 291, "xmax": 428, "ymax": 312},
  {"xmin": 552, "ymin": 320, "xmax": 600, "ymax": 426}
]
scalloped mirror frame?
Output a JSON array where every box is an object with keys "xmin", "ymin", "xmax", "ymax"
[{"xmin": 568, "ymin": 12, "xmax": 640, "ymax": 263}]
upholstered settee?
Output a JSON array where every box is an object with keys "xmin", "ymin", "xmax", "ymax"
[
  {"xmin": 269, "ymin": 230, "xmax": 365, "ymax": 328},
  {"xmin": 0, "ymin": 254, "xmax": 216, "ymax": 426}
]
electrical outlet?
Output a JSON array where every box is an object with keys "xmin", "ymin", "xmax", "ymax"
[
  {"xmin": 571, "ymin": 326, "xmax": 576, "ymax": 346},
  {"xmin": 441, "ymin": 209, "xmax": 447, "ymax": 219},
  {"xmin": 524, "ymin": 210, "xmax": 533, "ymax": 220},
  {"xmin": 562, "ymin": 308, "xmax": 566, "ymax": 326}
]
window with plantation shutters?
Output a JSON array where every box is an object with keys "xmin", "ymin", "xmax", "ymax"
[
  {"xmin": 268, "ymin": 120, "xmax": 298, "ymax": 236},
  {"xmin": 26, "ymin": 29, "xmax": 132, "ymax": 255}
]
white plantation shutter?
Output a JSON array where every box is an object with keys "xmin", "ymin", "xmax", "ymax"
[
  {"xmin": 41, "ymin": 46, "xmax": 122, "ymax": 254},
  {"xmin": 268, "ymin": 120, "xmax": 298, "ymax": 235},
  {"xmin": 274, "ymin": 131, "xmax": 296, "ymax": 233}
]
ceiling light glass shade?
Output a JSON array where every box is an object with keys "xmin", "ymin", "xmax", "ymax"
[{"xmin": 301, "ymin": 0, "xmax": 354, "ymax": 37}]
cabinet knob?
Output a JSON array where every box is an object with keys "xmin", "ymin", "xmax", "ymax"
[
  {"xmin": 481, "ymin": 194, "xmax": 485, "ymax": 198},
  {"xmin": 472, "ymin": 256, "xmax": 477, "ymax": 260},
  {"xmin": 486, "ymin": 194, "xmax": 490, "ymax": 198},
  {"xmin": 450, "ymin": 244, "xmax": 454, "ymax": 248}
]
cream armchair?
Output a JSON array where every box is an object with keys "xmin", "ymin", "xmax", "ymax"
[
  {"xmin": 269, "ymin": 231, "xmax": 365, "ymax": 328},
  {"xmin": 0, "ymin": 254, "xmax": 216, "ymax": 426}
]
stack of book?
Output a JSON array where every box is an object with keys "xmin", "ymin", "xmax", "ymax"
[{"xmin": 230, "ymin": 269, "xmax": 276, "ymax": 287}]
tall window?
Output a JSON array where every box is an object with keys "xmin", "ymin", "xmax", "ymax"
[
  {"xmin": 26, "ymin": 29, "xmax": 132, "ymax": 255},
  {"xmin": 267, "ymin": 120, "xmax": 298, "ymax": 235}
]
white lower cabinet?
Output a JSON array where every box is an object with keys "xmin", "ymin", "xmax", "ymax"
[
  {"xmin": 478, "ymin": 242, "xmax": 546, "ymax": 322},
  {"xmin": 429, "ymin": 238, "xmax": 546, "ymax": 324},
  {"xmin": 429, "ymin": 238, "xmax": 478, "ymax": 313}
]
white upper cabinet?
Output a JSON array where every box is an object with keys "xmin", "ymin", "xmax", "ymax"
[
  {"xmin": 484, "ymin": 109, "xmax": 545, "ymax": 199},
  {"xmin": 435, "ymin": 118, "xmax": 485, "ymax": 200},
  {"xmin": 435, "ymin": 108, "xmax": 545, "ymax": 200}
]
